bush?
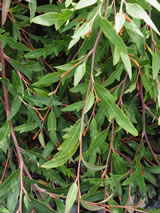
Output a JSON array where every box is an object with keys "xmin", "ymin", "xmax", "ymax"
[{"xmin": 0, "ymin": 0, "xmax": 160, "ymax": 212}]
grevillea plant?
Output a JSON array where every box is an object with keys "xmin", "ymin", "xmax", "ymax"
[{"xmin": 0, "ymin": 0, "xmax": 160, "ymax": 212}]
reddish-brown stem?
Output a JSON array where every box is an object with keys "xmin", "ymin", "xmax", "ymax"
[{"xmin": 140, "ymin": 79, "xmax": 160, "ymax": 165}]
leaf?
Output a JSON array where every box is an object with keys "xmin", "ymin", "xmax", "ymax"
[
  {"xmin": 1, "ymin": 0, "xmax": 11, "ymax": 26},
  {"xmin": 75, "ymin": 0, "xmax": 97, "ymax": 10},
  {"xmin": 120, "ymin": 51, "xmax": 132, "ymax": 79},
  {"xmin": 0, "ymin": 169, "xmax": 20, "ymax": 197},
  {"xmin": 152, "ymin": 50, "xmax": 160, "ymax": 80},
  {"xmin": 135, "ymin": 164, "xmax": 147, "ymax": 193},
  {"xmin": 81, "ymin": 200, "xmax": 103, "ymax": 211},
  {"xmin": 82, "ymin": 159, "xmax": 107, "ymax": 171},
  {"xmin": 74, "ymin": 62, "xmax": 86, "ymax": 86},
  {"xmin": 29, "ymin": 195, "xmax": 56, "ymax": 213},
  {"xmin": 0, "ymin": 122, "xmax": 10, "ymax": 141},
  {"xmin": 112, "ymin": 153, "xmax": 127, "ymax": 174},
  {"xmin": 33, "ymin": 72, "xmax": 61, "ymax": 87},
  {"xmin": 124, "ymin": 20, "xmax": 144, "ymax": 38},
  {"xmin": 65, "ymin": 0, "xmax": 73, "ymax": 7},
  {"xmin": 47, "ymin": 111, "xmax": 56, "ymax": 131},
  {"xmin": 113, "ymin": 46, "xmax": 120, "ymax": 66},
  {"xmin": 95, "ymin": 83, "xmax": 117, "ymax": 103},
  {"xmin": 3, "ymin": 38, "xmax": 30, "ymax": 51},
  {"xmin": 95, "ymin": 83, "xmax": 138, "ymax": 136},
  {"xmin": 84, "ymin": 91, "xmax": 94, "ymax": 113},
  {"xmin": 41, "ymin": 155, "xmax": 68, "ymax": 169},
  {"xmin": 72, "ymin": 23, "xmax": 90, "ymax": 39},
  {"xmin": 29, "ymin": 0, "xmax": 37, "ymax": 20},
  {"xmin": 0, "ymin": 205, "xmax": 10, "ymax": 213},
  {"xmin": 88, "ymin": 129, "xmax": 108, "ymax": 154},
  {"xmin": 100, "ymin": 16, "xmax": 128, "ymax": 54},
  {"xmin": 14, "ymin": 123, "xmax": 38, "ymax": 133},
  {"xmin": 54, "ymin": 119, "xmax": 81, "ymax": 157},
  {"xmin": 114, "ymin": 12, "xmax": 125, "ymax": 34},
  {"xmin": 39, "ymin": 132, "xmax": 45, "ymax": 148},
  {"xmin": 146, "ymin": 0, "xmax": 160, "ymax": 12},
  {"xmin": 126, "ymin": 3, "xmax": 160, "ymax": 35},
  {"xmin": 31, "ymin": 9, "xmax": 73, "ymax": 29},
  {"xmin": 27, "ymin": 107, "xmax": 42, "ymax": 130},
  {"xmin": 8, "ymin": 96, "xmax": 22, "ymax": 120},
  {"xmin": 24, "ymin": 48, "xmax": 46, "ymax": 59},
  {"xmin": 61, "ymin": 101, "xmax": 84, "ymax": 112},
  {"xmin": 65, "ymin": 182, "xmax": 78, "ymax": 213}
]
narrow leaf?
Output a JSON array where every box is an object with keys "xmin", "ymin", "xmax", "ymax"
[
  {"xmin": 41, "ymin": 155, "xmax": 68, "ymax": 169},
  {"xmin": 2, "ymin": 0, "xmax": 11, "ymax": 26},
  {"xmin": 152, "ymin": 50, "xmax": 160, "ymax": 80},
  {"xmin": 31, "ymin": 10, "xmax": 73, "ymax": 29},
  {"xmin": 33, "ymin": 72, "xmax": 61, "ymax": 87},
  {"xmin": 0, "ymin": 122, "xmax": 10, "ymax": 141},
  {"xmin": 74, "ymin": 62, "xmax": 86, "ymax": 86},
  {"xmin": 29, "ymin": 0, "xmax": 37, "ymax": 20},
  {"xmin": 82, "ymin": 159, "xmax": 107, "ymax": 171},
  {"xmin": 120, "ymin": 52, "xmax": 132, "ymax": 79},
  {"xmin": 81, "ymin": 200, "xmax": 103, "ymax": 211},
  {"xmin": 126, "ymin": 3, "xmax": 160, "ymax": 35},
  {"xmin": 84, "ymin": 91, "xmax": 94, "ymax": 113},
  {"xmin": 65, "ymin": 182, "xmax": 78, "ymax": 213},
  {"xmin": 65, "ymin": 0, "xmax": 73, "ymax": 7},
  {"xmin": 146, "ymin": 0, "xmax": 160, "ymax": 12},
  {"xmin": 61, "ymin": 101, "xmax": 84, "ymax": 112},
  {"xmin": 47, "ymin": 111, "xmax": 56, "ymax": 131},
  {"xmin": 100, "ymin": 16, "xmax": 128, "ymax": 54},
  {"xmin": 8, "ymin": 96, "xmax": 22, "ymax": 120},
  {"xmin": 95, "ymin": 83, "xmax": 138, "ymax": 136},
  {"xmin": 0, "ymin": 169, "xmax": 20, "ymax": 197},
  {"xmin": 75, "ymin": 0, "xmax": 97, "ymax": 10},
  {"xmin": 115, "ymin": 12, "xmax": 125, "ymax": 34},
  {"xmin": 29, "ymin": 195, "xmax": 56, "ymax": 213}
]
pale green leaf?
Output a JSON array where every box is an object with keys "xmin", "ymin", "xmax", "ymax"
[
  {"xmin": 29, "ymin": 0, "xmax": 37, "ymax": 20},
  {"xmin": 113, "ymin": 46, "xmax": 120, "ymax": 66},
  {"xmin": 61, "ymin": 101, "xmax": 84, "ymax": 112},
  {"xmin": 81, "ymin": 200, "xmax": 103, "ymax": 211},
  {"xmin": 152, "ymin": 50, "xmax": 160, "ymax": 80},
  {"xmin": 72, "ymin": 23, "xmax": 90, "ymax": 39},
  {"xmin": 39, "ymin": 132, "xmax": 45, "ymax": 148},
  {"xmin": 41, "ymin": 155, "xmax": 68, "ymax": 169},
  {"xmin": 82, "ymin": 159, "xmax": 107, "ymax": 171},
  {"xmin": 120, "ymin": 51, "xmax": 132, "ymax": 79},
  {"xmin": 75, "ymin": 0, "xmax": 97, "ymax": 10},
  {"xmin": 65, "ymin": 0, "xmax": 73, "ymax": 7},
  {"xmin": 126, "ymin": 3, "xmax": 160, "ymax": 35},
  {"xmin": 146, "ymin": 0, "xmax": 160, "ymax": 12},
  {"xmin": 47, "ymin": 111, "xmax": 56, "ymax": 131},
  {"xmin": 0, "ymin": 205, "xmax": 9, "ymax": 213},
  {"xmin": 31, "ymin": 9, "xmax": 73, "ymax": 29},
  {"xmin": 84, "ymin": 90, "xmax": 94, "ymax": 113},
  {"xmin": 65, "ymin": 182, "xmax": 78, "ymax": 213},
  {"xmin": 100, "ymin": 16, "xmax": 128, "ymax": 54},
  {"xmin": 74, "ymin": 62, "xmax": 86, "ymax": 86},
  {"xmin": 124, "ymin": 21, "xmax": 144, "ymax": 38},
  {"xmin": 114, "ymin": 12, "xmax": 125, "ymax": 34}
]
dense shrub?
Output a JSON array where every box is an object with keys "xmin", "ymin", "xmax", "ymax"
[{"xmin": 0, "ymin": 0, "xmax": 160, "ymax": 212}]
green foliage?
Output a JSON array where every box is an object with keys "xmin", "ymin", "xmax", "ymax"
[{"xmin": 0, "ymin": 0, "xmax": 160, "ymax": 212}]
